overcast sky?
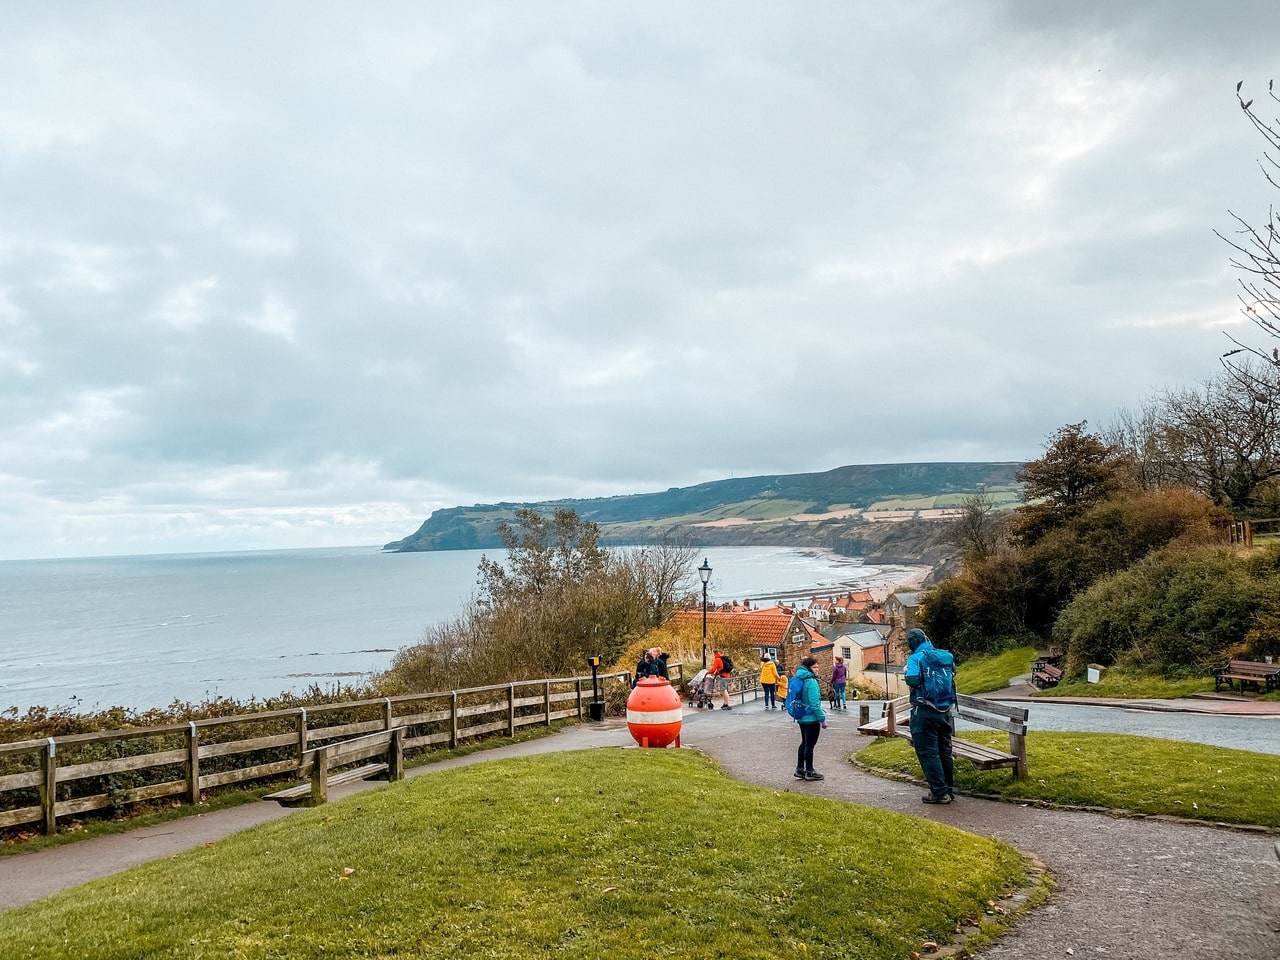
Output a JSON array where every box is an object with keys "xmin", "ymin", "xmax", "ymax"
[{"xmin": 1, "ymin": 2, "xmax": 1276, "ymax": 561}]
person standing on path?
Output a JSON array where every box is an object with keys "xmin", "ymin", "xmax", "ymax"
[
  {"xmin": 904, "ymin": 628, "xmax": 956, "ymax": 804},
  {"xmin": 758, "ymin": 655, "xmax": 781, "ymax": 709},
  {"xmin": 650, "ymin": 647, "xmax": 669, "ymax": 680},
  {"xmin": 776, "ymin": 667, "xmax": 789, "ymax": 712},
  {"xmin": 792, "ymin": 656, "xmax": 828, "ymax": 780},
  {"xmin": 831, "ymin": 656, "xmax": 848, "ymax": 711},
  {"xmin": 631, "ymin": 649, "xmax": 654, "ymax": 688}
]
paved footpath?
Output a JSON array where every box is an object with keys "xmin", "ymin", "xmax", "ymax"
[{"xmin": 3, "ymin": 699, "xmax": 1279, "ymax": 959}]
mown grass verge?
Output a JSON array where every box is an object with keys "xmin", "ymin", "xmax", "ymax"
[
  {"xmin": 955, "ymin": 646, "xmax": 1037, "ymax": 695},
  {"xmin": 0, "ymin": 748, "xmax": 1041, "ymax": 960},
  {"xmin": 1039, "ymin": 672, "xmax": 1218, "ymax": 699},
  {"xmin": 857, "ymin": 732, "xmax": 1280, "ymax": 828},
  {"xmin": 1, "ymin": 722, "xmax": 569, "ymax": 857}
]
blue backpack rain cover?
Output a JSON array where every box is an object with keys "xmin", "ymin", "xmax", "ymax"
[
  {"xmin": 785, "ymin": 675, "xmax": 811, "ymax": 720},
  {"xmin": 919, "ymin": 648, "xmax": 957, "ymax": 711}
]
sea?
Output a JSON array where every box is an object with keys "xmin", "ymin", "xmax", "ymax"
[{"xmin": 0, "ymin": 545, "xmax": 906, "ymax": 713}]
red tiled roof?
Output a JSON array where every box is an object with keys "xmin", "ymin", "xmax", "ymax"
[{"xmin": 666, "ymin": 608, "xmax": 797, "ymax": 648}]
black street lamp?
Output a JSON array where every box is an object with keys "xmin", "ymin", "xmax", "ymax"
[{"xmin": 698, "ymin": 558, "xmax": 712, "ymax": 669}]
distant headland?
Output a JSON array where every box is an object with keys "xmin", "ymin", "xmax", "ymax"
[{"xmin": 383, "ymin": 461, "xmax": 1024, "ymax": 573}]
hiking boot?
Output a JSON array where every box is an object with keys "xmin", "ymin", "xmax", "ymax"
[
  {"xmin": 921, "ymin": 794, "xmax": 953, "ymax": 805},
  {"xmin": 803, "ymin": 771, "xmax": 824, "ymax": 781},
  {"xmin": 793, "ymin": 770, "xmax": 806, "ymax": 780},
  {"xmin": 721, "ymin": 704, "xmax": 732, "ymax": 710}
]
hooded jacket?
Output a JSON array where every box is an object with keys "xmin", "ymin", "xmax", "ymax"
[{"xmin": 793, "ymin": 665, "xmax": 827, "ymax": 724}]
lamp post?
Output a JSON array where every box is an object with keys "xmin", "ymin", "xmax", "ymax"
[{"xmin": 698, "ymin": 557, "xmax": 712, "ymax": 669}]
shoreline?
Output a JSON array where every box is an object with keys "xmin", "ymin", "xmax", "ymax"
[{"xmin": 739, "ymin": 548, "xmax": 933, "ymax": 605}]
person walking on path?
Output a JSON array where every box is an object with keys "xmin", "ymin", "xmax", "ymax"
[
  {"xmin": 831, "ymin": 656, "xmax": 848, "ymax": 711},
  {"xmin": 792, "ymin": 656, "xmax": 828, "ymax": 780},
  {"xmin": 710, "ymin": 649, "xmax": 733, "ymax": 709},
  {"xmin": 776, "ymin": 667, "xmax": 789, "ymax": 713},
  {"xmin": 758, "ymin": 655, "xmax": 781, "ymax": 709},
  {"xmin": 904, "ymin": 627, "xmax": 957, "ymax": 804}
]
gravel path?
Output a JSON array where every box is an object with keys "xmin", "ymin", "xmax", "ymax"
[{"xmin": 3, "ymin": 701, "xmax": 1278, "ymax": 959}]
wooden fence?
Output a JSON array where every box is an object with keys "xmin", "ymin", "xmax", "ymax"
[{"xmin": 0, "ymin": 671, "xmax": 629, "ymax": 835}]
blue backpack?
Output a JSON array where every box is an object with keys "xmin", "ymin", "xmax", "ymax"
[
  {"xmin": 784, "ymin": 675, "xmax": 811, "ymax": 720},
  {"xmin": 919, "ymin": 648, "xmax": 957, "ymax": 711}
]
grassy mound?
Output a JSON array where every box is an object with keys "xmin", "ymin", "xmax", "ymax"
[
  {"xmin": 858, "ymin": 732, "xmax": 1280, "ymax": 827},
  {"xmin": 0, "ymin": 749, "xmax": 1036, "ymax": 960},
  {"xmin": 955, "ymin": 645, "xmax": 1037, "ymax": 694}
]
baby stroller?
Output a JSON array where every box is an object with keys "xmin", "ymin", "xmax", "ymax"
[{"xmin": 688, "ymin": 668, "xmax": 716, "ymax": 709}]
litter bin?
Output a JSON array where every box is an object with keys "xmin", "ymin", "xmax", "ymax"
[{"xmin": 588, "ymin": 701, "xmax": 606, "ymax": 722}]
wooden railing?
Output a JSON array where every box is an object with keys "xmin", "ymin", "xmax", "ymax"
[{"xmin": 0, "ymin": 671, "xmax": 628, "ymax": 835}]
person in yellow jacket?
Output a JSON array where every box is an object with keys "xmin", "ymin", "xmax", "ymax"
[
  {"xmin": 774, "ymin": 664, "xmax": 789, "ymax": 712},
  {"xmin": 759, "ymin": 655, "xmax": 782, "ymax": 710}
]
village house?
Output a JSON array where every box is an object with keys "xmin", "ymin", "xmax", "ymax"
[
  {"xmin": 664, "ymin": 604, "xmax": 835, "ymax": 686},
  {"xmin": 832, "ymin": 589, "xmax": 874, "ymax": 619}
]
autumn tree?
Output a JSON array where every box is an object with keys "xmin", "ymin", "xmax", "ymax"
[
  {"xmin": 1012, "ymin": 422, "xmax": 1126, "ymax": 546},
  {"xmin": 379, "ymin": 509, "xmax": 698, "ymax": 692},
  {"xmin": 946, "ymin": 491, "xmax": 1008, "ymax": 562}
]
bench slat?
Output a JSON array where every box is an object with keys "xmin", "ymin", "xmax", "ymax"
[{"xmin": 264, "ymin": 762, "xmax": 389, "ymax": 804}]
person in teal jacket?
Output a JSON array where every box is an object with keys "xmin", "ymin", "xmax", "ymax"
[{"xmin": 792, "ymin": 656, "xmax": 828, "ymax": 781}]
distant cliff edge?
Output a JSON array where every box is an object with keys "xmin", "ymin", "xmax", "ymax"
[{"xmin": 383, "ymin": 461, "xmax": 1022, "ymax": 576}]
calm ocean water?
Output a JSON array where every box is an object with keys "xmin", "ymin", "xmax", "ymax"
[{"xmin": 0, "ymin": 545, "xmax": 898, "ymax": 713}]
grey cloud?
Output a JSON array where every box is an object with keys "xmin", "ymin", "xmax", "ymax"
[{"xmin": 0, "ymin": 2, "xmax": 1274, "ymax": 559}]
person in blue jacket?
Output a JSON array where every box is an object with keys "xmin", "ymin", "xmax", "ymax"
[
  {"xmin": 904, "ymin": 628, "xmax": 956, "ymax": 804},
  {"xmin": 792, "ymin": 656, "xmax": 828, "ymax": 781}
]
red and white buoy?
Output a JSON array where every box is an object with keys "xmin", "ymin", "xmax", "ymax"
[{"xmin": 626, "ymin": 676, "xmax": 683, "ymax": 748}]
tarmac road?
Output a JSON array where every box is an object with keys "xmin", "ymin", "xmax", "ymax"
[{"xmin": 2, "ymin": 696, "xmax": 1278, "ymax": 959}]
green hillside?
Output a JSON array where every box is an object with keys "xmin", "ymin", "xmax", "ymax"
[{"xmin": 383, "ymin": 461, "xmax": 1022, "ymax": 555}]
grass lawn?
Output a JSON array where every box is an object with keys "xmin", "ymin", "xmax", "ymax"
[
  {"xmin": 0, "ymin": 749, "xmax": 1040, "ymax": 960},
  {"xmin": 857, "ymin": 732, "xmax": 1280, "ymax": 827},
  {"xmin": 1042, "ymin": 673, "xmax": 1218, "ymax": 699},
  {"xmin": 955, "ymin": 646, "xmax": 1037, "ymax": 694},
  {"xmin": 2, "ymin": 723, "xmax": 569, "ymax": 857}
]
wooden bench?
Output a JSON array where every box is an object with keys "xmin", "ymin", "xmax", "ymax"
[
  {"xmin": 858, "ymin": 693, "xmax": 1029, "ymax": 778},
  {"xmin": 264, "ymin": 727, "xmax": 405, "ymax": 807},
  {"xmin": 1030, "ymin": 661, "xmax": 1063, "ymax": 689},
  {"xmin": 1214, "ymin": 659, "xmax": 1280, "ymax": 693}
]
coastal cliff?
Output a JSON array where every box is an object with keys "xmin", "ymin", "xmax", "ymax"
[{"xmin": 384, "ymin": 461, "xmax": 1019, "ymax": 578}]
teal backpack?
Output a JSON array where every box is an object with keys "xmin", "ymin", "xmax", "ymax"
[{"xmin": 919, "ymin": 648, "xmax": 957, "ymax": 711}]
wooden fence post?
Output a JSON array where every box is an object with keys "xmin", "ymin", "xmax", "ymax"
[
  {"xmin": 450, "ymin": 691, "xmax": 459, "ymax": 748},
  {"xmin": 388, "ymin": 728, "xmax": 405, "ymax": 783},
  {"xmin": 186, "ymin": 721, "xmax": 200, "ymax": 804},
  {"xmin": 296, "ymin": 707, "xmax": 308, "ymax": 771},
  {"xmin": 383, "ymin": 698, "xmax": 394, "ymax": 730},
  {"xmin": 39, "ymin": 738, "xmax": 57, "ymax": 835},
  {"xmin": 576, "ymin": 677, "xmax": 583, "ymax": 719},
  {"xmin": 507, "ymin": 684, "xmax": 516, "ymax": 737},
  {"xmin": 543, "ymin": 681, "xmax": 552, "ymax": 726}
]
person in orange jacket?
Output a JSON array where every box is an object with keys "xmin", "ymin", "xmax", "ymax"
[{"xmin": 710, "ymin": 649, "xmax": 733, "ymax": 710}]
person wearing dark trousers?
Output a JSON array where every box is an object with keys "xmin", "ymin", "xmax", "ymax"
[
  {"xmin": 904, "ymin": 628, "xmax": 956, "ymax": 804},
  {"xmin": 758, "ymin": 655, "xmax": 780, "ymax": 709},
  {"xmin": 792, "ymin": 656, "xmax": 828, "ymax": 781}
]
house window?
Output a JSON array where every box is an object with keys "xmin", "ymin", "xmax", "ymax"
[{"xmin": 842, "ymin": 646, "xmax": 852, "ymax": 660}]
